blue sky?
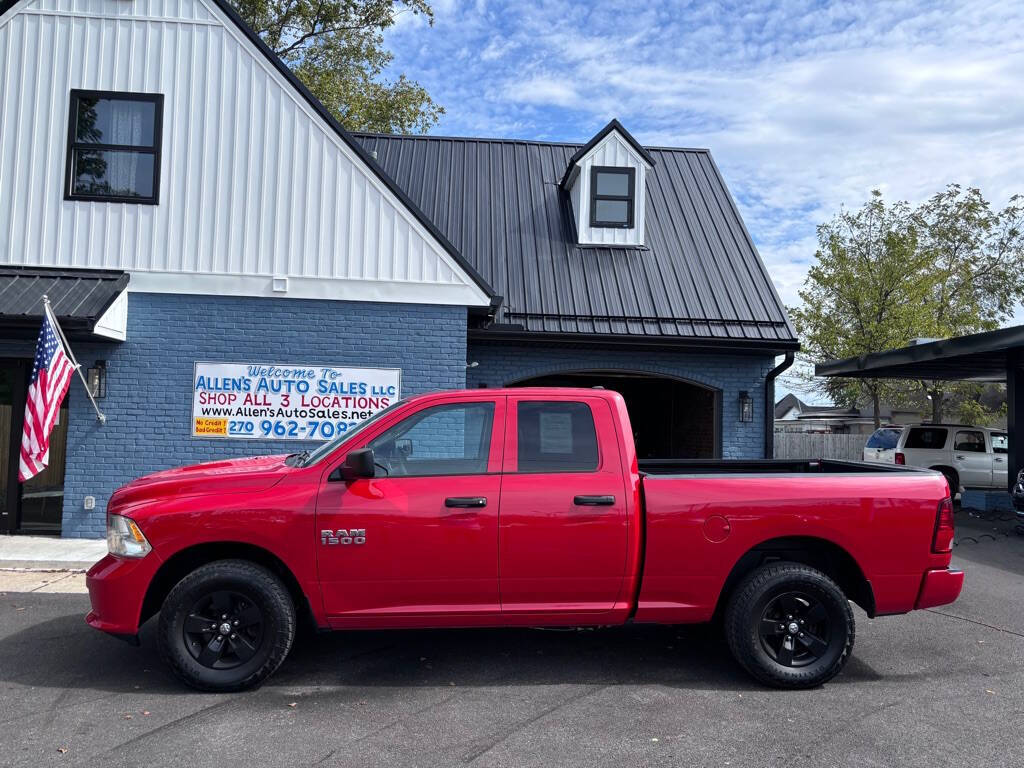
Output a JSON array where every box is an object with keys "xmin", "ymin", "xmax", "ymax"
[{"xmin": 384, "ymin": 0, "xmax": 1024, "ymax": 398}]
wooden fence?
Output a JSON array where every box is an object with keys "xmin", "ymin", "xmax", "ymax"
[{"xmin": 773, "ymin": 432, "xmax": 866, "ymax": 461}]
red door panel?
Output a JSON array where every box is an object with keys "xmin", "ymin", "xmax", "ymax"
[
  {"xmin": 316, "ymin": 396, "xmax": 505, "ymax": 624},
  {"xmin": 498, "ymin": 396, "xmax": 629, "ymax": 614}
]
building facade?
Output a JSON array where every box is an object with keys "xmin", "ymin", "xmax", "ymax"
[{"xmin": 0, "ymin": 0, "xmax": 797, "ymax": 537}]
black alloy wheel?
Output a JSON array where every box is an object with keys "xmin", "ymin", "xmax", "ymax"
[
  {"xmin": 756, "ymin": 591, "xmax": 830, "ymax": 668},
  {"xmin": 183, "ymin": 590, "xmax": 265, "ymax": 670},
  {"xmin": 724, "ymin": 561, "xmax": 854, "ymax": 689},
  {"xmin": 158, "ymin": 560, "xmax": 296, "ymax": 692}
]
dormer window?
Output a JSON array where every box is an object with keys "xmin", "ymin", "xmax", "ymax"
[{"xmin": 589, "ymin": 167, "xmax": 635, "ymax": 228}]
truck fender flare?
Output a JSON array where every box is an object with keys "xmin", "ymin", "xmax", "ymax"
[
  {"xmin": 139, "ymin": 541, "xmax": 320, "ymax": 628},
  {"xmin": 714, "ymin": 535, "xmax": 876, "ymax": 619}
]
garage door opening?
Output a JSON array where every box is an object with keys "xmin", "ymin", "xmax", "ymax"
[{"xmin": 511, "ymin": 371, "xmax": 719, "ymax": 459}]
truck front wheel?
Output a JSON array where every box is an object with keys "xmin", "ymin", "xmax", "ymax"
[
  {"xmin": 724, "ymin": 561, "xmax": 854, "ymax": 689},
  {"xmin": 157, "ymin": 559, "xmax": 296, "ymax": 692}
]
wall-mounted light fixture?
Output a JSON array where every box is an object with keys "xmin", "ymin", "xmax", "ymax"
[
  {"xmin": 739, "ymin": 390, "xmax": 753, "ymax": 422},
  {"xmin": 87, "ymin": 360, "xmax": 107, "ymax": 399}
]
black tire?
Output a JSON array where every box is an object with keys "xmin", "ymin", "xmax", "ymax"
[
  {"xmin": 157, "ymin": 559, "xmax": 296, "ymax": 692},
  {"xmin": 935, "ymin": 467, "xmax": 959, "ymax": 497},
  {"xmin": 724, "ymin": 561, "xmax": 854, "ymax": 689}
]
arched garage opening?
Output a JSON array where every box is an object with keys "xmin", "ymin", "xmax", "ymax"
[{"xmin": 510, "ymin": 371, "xmax": 720, "ymax": 459}]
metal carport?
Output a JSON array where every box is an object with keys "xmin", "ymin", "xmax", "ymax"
[{"xmin": 816, "ymin": 325, "xmax": 1024, "ymax": 491}]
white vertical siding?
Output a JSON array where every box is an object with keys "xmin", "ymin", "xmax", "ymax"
[
  {"xmin": 569, "ymin": 131, "xmax": 649, "ymax": 247},
  {"xmin": 0, "ymin": 0, "xmax": 489, "ymax": 306}
]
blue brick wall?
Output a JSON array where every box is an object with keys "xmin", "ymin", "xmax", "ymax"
[
  {"xmin": 0, "ymin": 293, "xmax": 466, "ymax": 538},
  {"xmin": 465, "ymin": 342, "xmax": 775, "ymax": 460}
]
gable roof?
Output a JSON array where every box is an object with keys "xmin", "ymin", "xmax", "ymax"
[
  {"xmin": 560, "ymin": 119, "xmax": 656, "ymax": 188},
  {"xmin": 0, "ymin": 0, "xmax": 497, "ymax": 307},
  {"xmin": 355, "ymin": 132, "xmax": 798, "ymax": 350}
]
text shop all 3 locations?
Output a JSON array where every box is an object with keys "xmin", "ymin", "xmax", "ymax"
[{"xmin": 192, "ymin": 362, "xmax": 401, "ymax": 440}]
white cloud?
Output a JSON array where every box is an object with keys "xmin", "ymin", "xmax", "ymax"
[{"xmin": 385, "ymin": 0, "xmax": 1024, "ymax": 309}]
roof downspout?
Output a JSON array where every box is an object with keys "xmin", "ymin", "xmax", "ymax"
[{"xmin": 764, "ymin": 351, "xmax": 795, "ymax": 459}]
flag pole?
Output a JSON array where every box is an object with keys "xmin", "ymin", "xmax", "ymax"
[{"xmin": 41, "ymin": 295, "xmax": 106, "ymax": 424}]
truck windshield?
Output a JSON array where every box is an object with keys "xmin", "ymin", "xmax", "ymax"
[{"xmin": 297, "ymin": 399, "xmax": 407, "ymax": 467}]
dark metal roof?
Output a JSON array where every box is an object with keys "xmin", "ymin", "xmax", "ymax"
[
  {"xmin": 355, "ymin": 132, "xmax": 797, "ymax": 349},
  {"xmin": 559, "ymin": 119, "xmax": 656, "ymax": 188},
  {"xmin": 816, "ymin": 326, "xmax": 1024, "ymax": 382},
  {"xmin": 0, "ymin": 266, "xmax": 129, "ymax": 338}
]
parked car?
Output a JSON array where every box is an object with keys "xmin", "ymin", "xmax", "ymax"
[
  {"xmin": 863, "ymin": 424, "xmax": 1008, "ymax": 494},
  {"xmin": 862, "ymin": 427, "xmax": 902, "ymax": 463},
  {"xmin": 87, "ymin": 388, "xmax": 962, "ymax": 692}
]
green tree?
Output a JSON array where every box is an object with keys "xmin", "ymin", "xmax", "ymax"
[
  {"xmin": 230, "ymin": 0, "xmax": 444, "ymax": 133},
  {"xmin": 793, "ymin": 186, "xmax": 1024, "ymax": 427},
  {"xmin": 914, "ymin": 186, "xmax": 1024, "ymax": 422},
  {"xmin": 790, "ymin": 191, "xmax": 934, "ymax": 427}
]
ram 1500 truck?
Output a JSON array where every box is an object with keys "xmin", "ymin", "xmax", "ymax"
[{"xmin": 87, "ymin": 388, "xmax": 964, "ymax": 691}]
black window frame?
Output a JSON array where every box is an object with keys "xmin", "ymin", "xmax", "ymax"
[
  {"xmin": 589, "ymin": 166, "xmax": 636, "ymax": 229},
  {"xmin": 64, "ymin": 89, "xmax": 164, "ymax": 205}
]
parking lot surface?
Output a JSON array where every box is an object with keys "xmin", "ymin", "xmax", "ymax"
[{"xmin": 2, "ymin": 515, "xmax": 1022, "ymax": 768}]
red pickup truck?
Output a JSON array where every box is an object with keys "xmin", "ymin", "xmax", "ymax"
[{"xmin": 87, "ymin": 388, "xmax": 963, "ymax": 691}]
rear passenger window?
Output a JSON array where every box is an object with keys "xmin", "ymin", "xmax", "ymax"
[
  {"xmin": 904, "ymin": 427, "xmax": 948, "ymax": 449},
  {"xmin": 954, "ymin": 430, "xmax": 985, "ymax": 453},
  {"xmin": 517, "ymin": 401, "xmax": 599, "ymax": 472},
  {"xmin": 992, "ymin": 433, "xmax": 1008, "ymax": 454}
]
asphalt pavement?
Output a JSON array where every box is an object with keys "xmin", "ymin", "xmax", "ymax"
[{"xmin": 1, "ymin": 516, "xmax": 1022, "ymax": 768}]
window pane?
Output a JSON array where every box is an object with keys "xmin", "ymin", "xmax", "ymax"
[
  {"xmin": 72, "ymin": 150, "xmax": 155, "ymax": 199},
  {"xmin": 904, "ymin": 427, "xmax": 947, "ymax": 449},
  {"xmin": 866, "ymin": 429, "xmax": 899, "ymax": 449},
  {"xmin": 595, "ymin": 171, "xmax": 630, "ymax": 196},
  {"xmin": 517, "ymin": 401, "xmax": 598, "ymax": 472},
  {"xmin": 75, "ymin": 97, "xmax": 156, "ymax": 147},
  {"xmin": 992, "ymin": 433, "xmax": 1008, "ymax": 454},
  {"xmin": 954, "ymin": 431, "xmax": 985, "ymax": 452},
  {"xmin": 594, "ymin": 199, "xmax": 629, "ymax": 223},
  {"xmin": 368, "ymin": 402, "xmax": 494, "ymax": 476}
]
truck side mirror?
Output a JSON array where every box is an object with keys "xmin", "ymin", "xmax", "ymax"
[{"xmin": 339, "ymin": 448, "xmax": 375, "ymax": 481}]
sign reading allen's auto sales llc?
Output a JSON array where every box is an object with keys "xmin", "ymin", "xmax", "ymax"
[{"xmin": 192, "ymin": 362, "xmax": 401, "ymax": 441}]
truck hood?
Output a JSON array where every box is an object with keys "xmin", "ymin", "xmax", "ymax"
[{"xmin": 109, "ymin": 454, "xmax": 292, "ymax": 510}]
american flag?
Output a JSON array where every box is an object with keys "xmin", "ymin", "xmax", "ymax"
[{"xmin": 19, "ymin": 313, "xmax": 75, "ymax": 482}]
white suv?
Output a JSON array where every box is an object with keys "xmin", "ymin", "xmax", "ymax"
[{"xmin": 863, "ymin": 425, "xmax": 1008, "ymax": 493}]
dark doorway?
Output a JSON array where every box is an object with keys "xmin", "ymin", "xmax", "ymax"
[
  {"xmin": 512, "ymin": 371, "xmax": 719, "ymax": 459},
  {"xmin": 1, "ymin": 358, "xmax": 66, "ymax": 535}
]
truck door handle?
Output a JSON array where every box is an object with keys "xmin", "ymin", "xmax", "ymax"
[
  {"xmin": 444, "ymin": 497, "xmax": 487, "ymax": 508},
  {"xmin": 994, "ymin": 457, "xmax": 1005, "ymax": 463},
  {"xmin": 573, "ymin": 495, "xmax": 615, "ymax": 506},
  {"xmin": 956, "ymin": 455, "xmax": 966, "ymax": 460}
]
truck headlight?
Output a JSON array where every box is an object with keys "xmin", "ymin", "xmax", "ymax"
[{"xmin": 107, "ymin": 514, "xmax": 152, "ymax": 558}]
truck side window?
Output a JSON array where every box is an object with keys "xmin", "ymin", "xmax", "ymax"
[
  {"xmin": 904, "ymin": 427, "xmax": 948, "ymax": 449},
  {"xmin": 517, "ymin": 401, "xmax": 598, "ymax": 472},
  {"xmin": 367, "ymin": 402, "xmax": 494, "ymax": 477},
  {"xmin": 992, "ymin": 433, "xmax": 1008, "ymax": 454},
  {"xmin": 954, "ymin": 430, "xmax": 985, "ymax": 453}
]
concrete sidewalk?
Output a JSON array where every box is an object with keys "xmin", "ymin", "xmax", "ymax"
[{"xmin": 0, "ymin": 535, "xmax": 106, "ymax": 571}]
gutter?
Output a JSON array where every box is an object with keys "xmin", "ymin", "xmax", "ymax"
[{"xmin": 764, "ymin": 351, "xmax": 795, "ymax": 458}]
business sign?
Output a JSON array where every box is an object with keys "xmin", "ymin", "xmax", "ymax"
[{"xmin": 192, "ymin": 362, "xmax": 401, "ymax": 441}]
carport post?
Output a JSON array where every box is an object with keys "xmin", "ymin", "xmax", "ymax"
[{"xmin": 1007, "ymin": 350, "xmax": 1024, "ymax": 492}]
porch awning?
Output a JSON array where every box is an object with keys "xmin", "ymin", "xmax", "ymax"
[{"xmin": 0, "ymin": 266, "xmax": 130, "ymax": 341}]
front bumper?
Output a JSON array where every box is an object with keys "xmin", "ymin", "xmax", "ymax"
[
  {"xmin": 914, "ymin": 567, "xmax": 965, "ymax": 610},
  {"xmin": 85, "ymin": 552, "xmax": 162, "ymax": 638}
]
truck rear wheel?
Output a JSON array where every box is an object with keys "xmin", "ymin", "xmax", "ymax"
[
  {"xmin": 157, "ymin": 559, "xmax": 296, "ymax": 692},
  {"xmin": 724, "ymin": 561, "xmax": 854, "ymax": 689}
]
